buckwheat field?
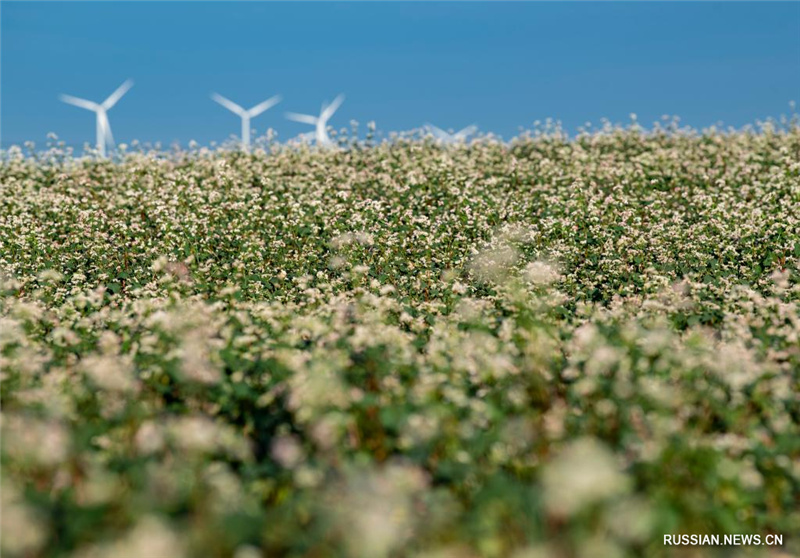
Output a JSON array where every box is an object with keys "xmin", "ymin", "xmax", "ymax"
[{"xmin": 1, "ymin": 120, "xmax": 799, "ymax": 558}]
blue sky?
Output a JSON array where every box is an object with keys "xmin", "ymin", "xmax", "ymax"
[{"xmin": 2, "ymin": 1, "xmax": 799, "ymax": 149}]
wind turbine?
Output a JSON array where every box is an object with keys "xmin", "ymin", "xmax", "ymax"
[
  {"xmin": 425, "ymin": 123, "xmax": 478, "ymax": 145},
  {"xmin": 59, "ymin": 79, "xmax": 134, "ymax": 157},
  {"xmin": 285, "ymin": 94, "xmax": 345, "ymax": 148},
  {"xmin": 211, "ymin": 93, "xmax": 282, "ymax": 151}
]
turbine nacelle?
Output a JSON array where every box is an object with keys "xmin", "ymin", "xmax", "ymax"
[
  {"xmin": 285, "ymin": 94, "xmax": 345, "ymax": 148},
  {"xmin": 211, "ymin": 93, "xmax": 282, "ymax": 151},
  {"xmin": 59, "ymin": 79, "xmax": 134, "ymax": 157}
]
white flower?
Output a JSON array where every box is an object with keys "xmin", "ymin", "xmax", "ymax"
[
  {"xmin": 82, "ymin": 354, "xmax": 137, "ymax": 393},
  {"xmin": 1, "ymin": 481, "xmax": 47, "ymax": 556},
  {"xmin": 451, "ymin": 281, "xmax": 468, "ymax": 295},
  {"xmin": 523, "ymin": 261, "xmax": 561, "ymax": 285},
  {"xmin": 169, "ymin": 416, "xmax": 219, "ymax": 454},
  {"xmin": 2, "ymin": 414, "xmax": 69, "ymax": 467},
  {"xmin": 37, "ymin": 269, "xmax": 64, "ymax": 282},
  {"xmin": 135, "ymin": 421, "xmax": 166, "ymax": 455},
  {"xmin": 271, "ymin": 435, "xmax": 304, "ymax": 469},
  {"xmin": 72, "ymin": 516, "xmax": 185, "ymax": 558},
  {"xmin": 542, "ymin": 438, "xmax": 630, "ymax": 517},
  {"xmin": 470, "ymin": 245, "xmax": 519, "ymax": 283}
]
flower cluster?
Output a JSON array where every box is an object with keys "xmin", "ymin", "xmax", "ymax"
[{"xmin": 1, "ymin": 119, "xmax": 799, "ymax": 557}]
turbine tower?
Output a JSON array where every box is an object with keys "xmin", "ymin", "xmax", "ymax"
[
  {"xmin": 211, "ymin": 93, "xmax": 282, "ymax": 151},
  {"xmin": 59, "ymin": 80, "xmax": 134, "ymax": 157},
  {"xmin": 286, "ymin": 94, "xmax": 345, "ymax": 148},
  {"xmin": 425, "ymin": 123, "xmax": 477, "ymax": 145}
]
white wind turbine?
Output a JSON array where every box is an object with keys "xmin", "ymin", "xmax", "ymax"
[
  {"xmin": 211, "ymin": 93, "xmax": 282, "ymax": 151},
  {"xmin": 425, "ymin": 123, "xmax": 478, "ymax": 145},
  {"xmin": 59, "ymin": 79, "xmax": 134, "ymax": 157},
  {"xmin": 285, "ymin": 94, "xmax": 345, "ymax": 147}
]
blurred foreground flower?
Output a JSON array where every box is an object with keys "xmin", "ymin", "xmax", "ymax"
[{"xmin": 542, "ymin": 438, "xmax": 631, "ymax": 518}]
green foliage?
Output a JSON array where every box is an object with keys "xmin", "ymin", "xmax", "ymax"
[{"xmin": 1, "ymin": 122, "xmax": 799, "ymax": 557}]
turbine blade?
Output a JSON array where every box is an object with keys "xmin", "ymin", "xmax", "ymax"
[
  {"xmin": 211, "ymin": 93, "xmax": 246, "ymax": 116},
  {"xmin": 247, "ymin": 95, "xmax": 282, "ymax": 118},
  {"xmin": 425, "ymin": 124, "xmax": 450, "ymax": 141},
  {"xmin": 455, "ymin": 125, "xmax": 477, "ymax": 139},
  {"xmin": 321, "ymin": 94, "xmax": 344, "ymax": 120},
  {"xmin": 60, "ymin": 94, "xmax": 100, "ymax": 111},
  {"xmin": 101, "ymin": 79, "xmax": 134, "ymax": 110},
  {"xmin": 285, "ymin": 112, "xmax": 318, "ymax": 126}
]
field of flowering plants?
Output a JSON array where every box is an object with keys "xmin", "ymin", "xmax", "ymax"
[{"xmin": 1, "ymin": 120, "xmax": 799, "ymax": 558}]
